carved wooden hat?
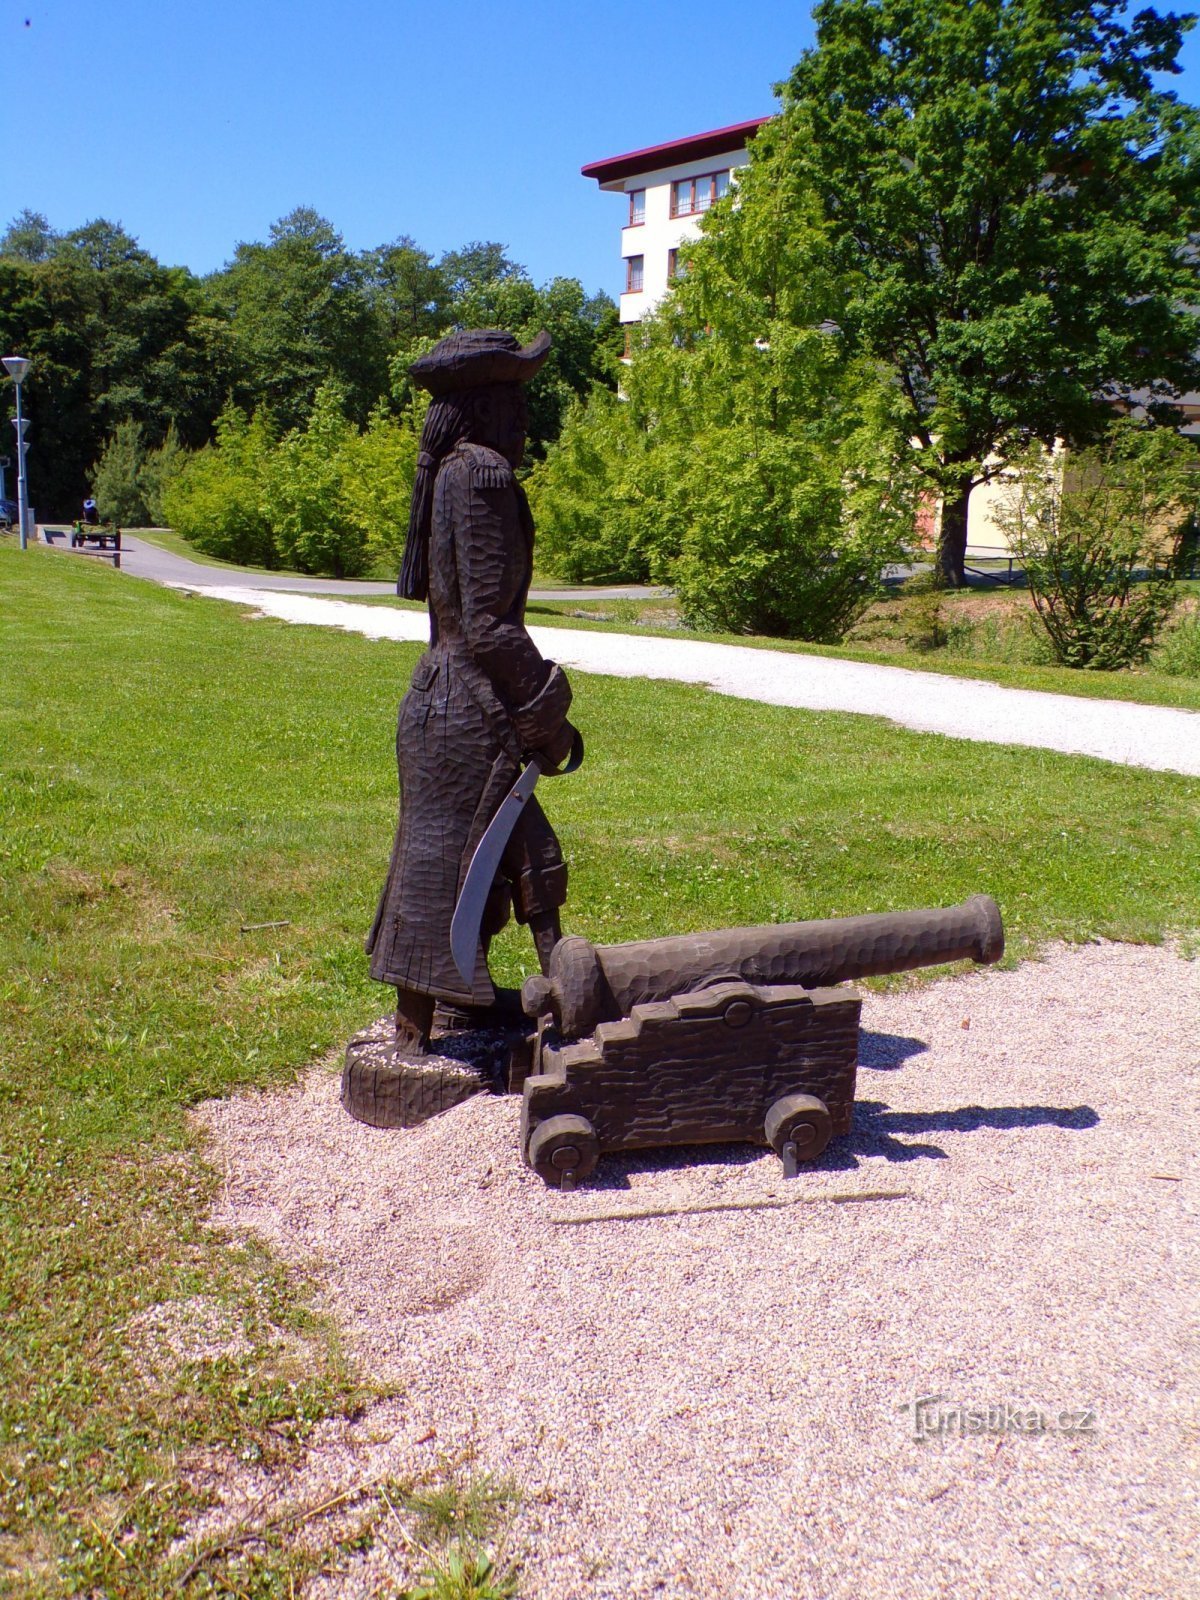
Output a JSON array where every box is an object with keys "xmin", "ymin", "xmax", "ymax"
[{"xmin": 409, "ymin": 328, "xmax": 552, "ymax": 396}]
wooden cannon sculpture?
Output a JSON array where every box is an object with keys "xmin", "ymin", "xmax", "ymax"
[{"xmin": 518, "ymin": 895, "xmax": 1004, "ymax": 1189}]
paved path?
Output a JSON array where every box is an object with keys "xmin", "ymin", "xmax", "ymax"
[
  {"xmin": 59, "ymin": 531, "xmax": 667, "ymax": 603},
  {"xmin": 176, "ymin": 584, "xmax": 1200, "ymax": 777}
]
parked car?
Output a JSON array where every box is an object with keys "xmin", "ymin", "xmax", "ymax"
[{"xmin": 0, "ymin": 497, "xmax": 17, "ymax": 530}]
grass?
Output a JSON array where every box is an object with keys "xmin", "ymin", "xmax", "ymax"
[
  {"xmin": 132, "ymin": 526, "xmax": 1200, "ymax": 709},
  {"xmin": 1, "ymin": 544, "xmax": 1198, "ymax": 1593}
]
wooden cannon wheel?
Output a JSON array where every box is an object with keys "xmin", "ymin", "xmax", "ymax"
[
  {"xmin": 527, "ymin": 1113, "xmax": 600, "ymax": 1191},
  {"xmin": 765, "ymin": 1093, "xmax": 832, "ymax": 1164}
]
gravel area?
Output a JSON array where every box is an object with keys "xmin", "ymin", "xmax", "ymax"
[
  {"xmin": 193, "ymin": 941, "xmax": 1199, "ymax": 1599},
  {"xmin": 179, "ymin": 585, "xmax": 1200, "ymax": 776}
]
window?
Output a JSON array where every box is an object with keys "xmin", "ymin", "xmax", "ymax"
[
  {"xmin": 670, "ymin": 169, "xmax": 731, "ymax": 218},
  {"xmin": 667, "ymin": 248, "xmax": 687, "ymax": 280},
  {"xmin": 625, "ymin": 255, "xmax": 644, "ymax": 293},
  {"xmin": 628, "ymin": 189, "xmax": 645, "ymax": 226}
]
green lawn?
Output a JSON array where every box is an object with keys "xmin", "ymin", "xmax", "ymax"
[
  {"xmin": 2, "ymin": 545, "xmax": 1198, "ymax": 1593},
  {"xmin": 133, "ymin": 528, "xmax": 1200, "ymax": 710}
]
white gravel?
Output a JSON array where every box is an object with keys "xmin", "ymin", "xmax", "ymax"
[
  {"xmin": 177, "ymin": 585, "xmax": 1200, "ymax": 777},
  {"xmin": 193, "ymin": 940, "xmax": 1199, "ymax": 1600}
]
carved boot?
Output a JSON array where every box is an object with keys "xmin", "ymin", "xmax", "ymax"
[{"xmin": 394, "ymin": 987, "xmax": 435, "ymax": 1056}]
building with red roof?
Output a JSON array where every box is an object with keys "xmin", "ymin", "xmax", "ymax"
[{"xmin": 582, "ymin": 118, "xmax": 769, "ymax": 349}]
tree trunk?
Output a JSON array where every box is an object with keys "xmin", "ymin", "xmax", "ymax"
[{"xmin": 936, "ymin": 478, "xmax": 971, "ymax": 588}]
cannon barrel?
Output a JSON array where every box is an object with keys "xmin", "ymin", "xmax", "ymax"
[{"xmin": 523, "ymin": 894, "xmax": 1004, "ymax": 1039}]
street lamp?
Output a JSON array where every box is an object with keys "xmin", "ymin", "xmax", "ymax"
[{"xmin": 2, "ymin": 355, "xmax": 31, "ymax": 551}]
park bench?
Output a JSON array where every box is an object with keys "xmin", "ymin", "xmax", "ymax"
[{"xmin": 70, "ymin": 523, "xmax": 122, "ymax": 567}]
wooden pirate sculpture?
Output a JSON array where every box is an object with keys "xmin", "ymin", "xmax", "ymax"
[{"xmin": 364, "ymin": 329, "xmax": 581, "ymax": 1056}]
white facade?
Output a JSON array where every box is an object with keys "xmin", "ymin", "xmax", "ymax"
[
  {"xmin": 615, "ymin": 152, "xmax": 750, "ymax": 322},
  {"xmin": 583, "ymin": 121, "xmax": 768, "ymax": 331}
]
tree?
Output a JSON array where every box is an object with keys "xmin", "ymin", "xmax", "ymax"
[
  {"xmin": 456, "ymin": 274, "xmax": 621, "ymax": 459},
  {"xmin": 139, "ymin": 423, "xmax": 186, "ymax": 525},
  {"xmin": 439, "ymin": 240, "xmax": 523, "ymax": 299},
  {"xmin": 92, "ymin": 421, "xmax": 149, "ymax": 525},
  {"xmin": 527, "ymin": 388, "xmax": 656, "ymax": 582},
  {"xmin": 0, "ymin": 209, "xmax": 58, "ymax": 263},
  {"xmin": 782, "ymin": 0, "xmax": 1200, "ymax": 585},
  {"xmin": 0, "ymin": 225, "xmax": 220, "ymax": 519},
  {"xmin": 215, "ymin": 207, "xmax": 389, "ymax": 433},
  {"xmin": 260, "ymin": 383, "xmax": 370, "ymax": 578},
  {"xmin": 363, "ymin": 235, "xmax": 451, "ymax": 343},
  {"xmin": 532, "ymin": 122, "xmax": 915, "ymax": 637},
  {"xmin": 161, "ymin": 405, "xmax": 277, "ymax": 567},
  {"xmin": 338, "ymin": 399, "xmax": 424, "ymax": 572}
]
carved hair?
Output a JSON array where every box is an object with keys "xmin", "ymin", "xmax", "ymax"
[{"xmin": 398, "ymin": 385, "xmax": 523, "ymax": 601}]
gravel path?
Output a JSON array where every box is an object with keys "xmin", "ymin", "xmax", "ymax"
[
  {"xmin": 179, "ymin": 584, "xmax": 1200, "ymax": 776},
  {"xmin": 194, "ymin": 941, "xmax": 1199, "ymax": 1600}
]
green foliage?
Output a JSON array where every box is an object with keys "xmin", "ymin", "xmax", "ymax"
[
  {"xmin": 403, "ymin": 1546, "xmax": 520, "ymax": 1600},
  {"xmin": 1, "ymin": 206, "xmax": 616, "ymax": 520},
  {"xmin": 527, "ymin": 388, "xmax": 655, "ymax": 581},
  {"xmin": 439, "ymin": 239, "xmax": 524, "ymax": 298},
  {"xmin": 161, "ymin": 405, "xmax": 278, "ymax": 566},
  {"xmin": 456, "ymin": 273, "xmax": 621, "ymax": 460},
  {"xmin": 139, "ymin": 421, "xmax": 186, "ymax": 524},
  {"xmin": 0, "ymin": 218, "xmax": 229, "ymax": 518},
  {"xmin": 666, "ymin": 419, "xmax": 906, "ymax": 639},
  {"xmin": 217, "ymin": 207, "xmax": 390, "ymax": 435},
  {"xmin": 340, "ymin": 398, "xmax": 424, "ymax": 571},
  {"xmin": 364, "ymin": 235, "xmax": 453, "ymax": 345},
  {"xmin": 533, "ymin": 116, "xmax": 914, "ymax": 638},
  {"xmin": 163, "ymin": 389, "xmax": 422, "ymax": 576},
  {"xmin": 1, "ymin": 207, "xmax": 59, "ymax": 262},
  {"xmin": 92, "ymin": 419, "xmax": 150, "ymax": 525},
  {"xmin": 994, "ymin": 423, "xmax": 1199, "ymax": 668},
  {"xmin": 261, "ymin": 383, "xmax": 368, "ymax": 578},
  {"xmin": 781, "ymin": 0, "xmax": 1200, "ymax": 582},
  {"xmin": 400, "ymin": 1472, "xmax": 521, "ymax": 1547}
]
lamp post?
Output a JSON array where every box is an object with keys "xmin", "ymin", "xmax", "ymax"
[{"xmin": 2, "ymin": 356, "xmax": 31, "ymax": 550}]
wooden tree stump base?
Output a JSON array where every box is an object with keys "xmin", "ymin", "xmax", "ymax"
[{"xmin": 341, "ymin": 1014, "xmax": 523, "ymax": 1130}]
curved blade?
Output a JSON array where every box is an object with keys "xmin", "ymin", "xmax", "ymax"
[{"xmin": 450, "ymin": 757, "xmax": 543, "ymax": 987}]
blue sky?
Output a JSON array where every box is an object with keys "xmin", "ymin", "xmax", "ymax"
[
  {"xmin": 0, "ymin": 0, "xmax": 804, "ymax": 301},
  {"xmin": 4, "ymin": 1, "xmax": 1200, "ymax": 304}
]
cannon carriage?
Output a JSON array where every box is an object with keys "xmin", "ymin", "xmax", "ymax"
[{"xmin": 518, "ymin": 895, "xmax": 1003, "ymax": 1189}]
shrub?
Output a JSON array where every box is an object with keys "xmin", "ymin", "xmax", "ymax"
[
  {"xmin": 527, "ymin": 390, "xmax": 655, "ymax": 584},
  {"xmin": 665, "ymin": 424, "xmax": 905, "ymax": 640},
  {"xmin": 995, "ymin": 424, "xmax": 1199, "ymax": 669},
  {"xmin": 261, "ymin": 385, "xmax": 368, "ymax": 578},
  {"xmin": 1153, "ymin": 611, "xmax": 1200, "ymax": 676},
  {"xmin": 338, "ymin": 400, "xmax": 422, "ymax": 573},
  {"xmin": 161, "ymin": 406, "xmax": 277, "ymax": 567},
  {"xmin": 138, "ymin": 423, "xmax": 185, "ymax": 525}
]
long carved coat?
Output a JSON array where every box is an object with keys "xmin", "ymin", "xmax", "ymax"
[{"xmin": 365, "ymin": 441, "xmax": 572, "ymax": 1005}]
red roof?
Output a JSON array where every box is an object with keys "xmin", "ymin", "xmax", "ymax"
[{"xmin": 581, "ymin": 118, "xmax": 771, "ymax": 185}]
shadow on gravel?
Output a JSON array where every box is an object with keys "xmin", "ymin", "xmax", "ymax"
[
  {"xmin": 858, "ymin": 1031, "xmax": 929, "ymax": 1071},
  {"xmin": 848, "ymin": 1100, "xmax": 1100, "ymax": 1164}
]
